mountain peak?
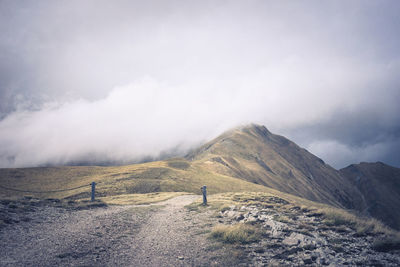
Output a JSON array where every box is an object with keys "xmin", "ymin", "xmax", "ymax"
[
  {"xmin": 186, "ymin": 123, "xmax": 272, "ymax": 161},
  {"xmin": 237, "ymin": 123, "xmax": 270, "ymax": 132},
  {"xmin": 187, "ymin": 124, "xmax": 365, "ymax": 210},
  {"xmin": 239, "ymin": 123, "xmax": 272, "ymax": 138}
]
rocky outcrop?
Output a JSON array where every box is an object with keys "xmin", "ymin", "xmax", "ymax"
[{"xmin": 217, "ymin": 204, "xmax": 400, "ymax": 266}]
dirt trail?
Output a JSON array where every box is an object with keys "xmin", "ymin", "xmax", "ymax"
[
  {"xmin": 127, "ymin": 195, "xmax": 214, "ymax": 266},
  {"xmin": 0, "ymin": 195, "xmax": 233, "ymax": 267}
]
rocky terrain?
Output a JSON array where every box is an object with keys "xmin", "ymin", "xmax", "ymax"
[
  {"xmin": 212, "ymin": 194, "xmax": 400, "ymax": 266},
  {"xmin": 0, "ymin": 195, "xmax": 237, "ymax": 266},
  {"xmin": 1, "ymin": 193, "xmax": 400, "ymax": 266}
]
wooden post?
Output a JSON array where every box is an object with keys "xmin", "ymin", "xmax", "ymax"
[
  {"xmin": 91, "ymin": 182, "xmax": 96, "ymax": 202},
  {"xmin": 201, "ymin": 185, "xmax": 207, "ymax": 205}
]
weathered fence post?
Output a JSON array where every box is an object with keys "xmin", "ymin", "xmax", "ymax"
[
  {"xmin": 91, "ymin": 182, "xmax": 96, "ymax": 202},
  {"xmin": 201, "ymin": 185, "xmax": 207, "ymax": 205}
]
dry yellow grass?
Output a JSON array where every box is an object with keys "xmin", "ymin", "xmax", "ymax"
[
  {"xmin": 0, "ymin": 159, "xmax": 270, "ymax": 201},
  {"xmin": 99, "ymin": 192, "xmax": 190, "ymax": 205},
  {"xmin": 210, "ymin": 223, "xmax": 262, "ymax": 244},
  {"xmin": 317, "ymin": 207, "xmax": 397, "ymax": 236}
]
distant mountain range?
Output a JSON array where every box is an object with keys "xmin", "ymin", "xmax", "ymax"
[{"xmin": 1, "ymin": 124, "xmax": 399, "ymax": 230}]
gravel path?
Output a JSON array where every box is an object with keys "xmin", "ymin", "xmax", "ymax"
[
  {"xmin": 0, "ymin": 195, "xmax": 234, "ymax": 267},
  {"xmin": 127, "ymin": 195, "xmax": 218, "ymax": 266}
]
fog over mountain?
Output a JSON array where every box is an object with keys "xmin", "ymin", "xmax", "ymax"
[{"xmin": 0, "ymin": 1, "xmax": 399, "ymax": 168}]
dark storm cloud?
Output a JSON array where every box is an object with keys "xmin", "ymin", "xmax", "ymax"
[
  {"xmin": 283, "ymin": 109, "xmax": 400, "ymax": 168},
  {"xmin": 0, "ymin": 0, "xmax": 399, "ymax": 168}
]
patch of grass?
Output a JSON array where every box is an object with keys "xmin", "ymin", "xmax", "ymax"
[
  {"xmin": 127, "ymin": 167, "xmax": 170, "ymax": 179},
  {"xmin": 321, "ymin": 208, "xmax": 351, "ymax": 226},
  {"xmin": 1, "ymin": 197, "xmax": 107, "ymax": 212},
  {"xmin": 231, "ymin": 192, "xmax": 289, "ymax": 206},
  {"xmin": 354, "ymin": 224, "xmax": 375, "ymax": 236},
  {"xmin": 319, "ymin": 207, "xmax": 394, "ymax": 236},
  {"xmin": 273, "ymin": 215, "xmax": 289, "ymax": 223},
  {"xmin": 99, "ymin": 192, "xmax": 188, "ymax": 205},
  {"xmin": 167, "ymin": 160, "xmax": 191, "ymax": 170},
  {"xmin": 194, "ymin": 229, "xmax": 211, "ymax": 235},
  {"xmin": 210, "ymin": 223, "xmax": 262, "ymax": 244},
  {"xmin": 124, "ymin": 179, "xmax": 162, "ymax": 194}
]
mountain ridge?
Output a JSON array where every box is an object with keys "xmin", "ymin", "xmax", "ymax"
[
  {"xmin": 187, "ymin": 124, "xmax": 366, "ymax": 210},
  {"xmin": 340, "ymin": 161, "xmax": 400, "ymax": 230},
  {"xmin": 1, "ymin": 123, "xmax": 399, "ymax": 230}
]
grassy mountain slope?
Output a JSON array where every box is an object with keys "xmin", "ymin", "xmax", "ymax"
[
  {"xmin": 3, "ymin": 123, "xmax": 398, "ymax": 230},
  {"xmin": 0, "ymin": 124, "xmax": 366, "ymax": 210},
  {"xmin": 340, "ymin": 162, "xmax": 400, "ymax": 230},
  {"xmin": 0, "ymin": 158, "xmax": 273, "ymax": 200},
  {"xmin": 187, "ymin": 124, "xmax": 366, "ymax": 210}
]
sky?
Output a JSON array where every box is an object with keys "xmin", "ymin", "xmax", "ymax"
[{"xmin": 0, "ymin": 0, "xmax": 399, "ymax": 169}]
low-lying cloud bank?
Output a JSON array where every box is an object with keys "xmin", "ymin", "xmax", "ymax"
[
  {"xmin": 1, "ymin": 64, "xmax": 400, "ymax": 169},
  {"xmin": 0, "ymin": 79, "xmax": 233, "ymax": 167}
]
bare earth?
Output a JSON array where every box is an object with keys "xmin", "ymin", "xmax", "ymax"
[{"xmin": 0, "ymin": 195, "xmax": 235, "ymax": 267}]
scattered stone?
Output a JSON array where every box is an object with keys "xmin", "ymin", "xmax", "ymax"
[
  {"xmin": 225, "ymin": 210, "xmax": 237, "ymax": 218},
  {"xmin": 235, "ymin": 214, "xmax": 244, "ymax": 221},
  {"xmin": 303, "ymin": 256, "xmax": 313, "ymax": 264},
  {"xmin": 254, "ymin": 247, "xmax": 265, "ymax": 253},
  {"xmin": 216, "ymin": 200, "xmax": 400, "ymax": 267}
]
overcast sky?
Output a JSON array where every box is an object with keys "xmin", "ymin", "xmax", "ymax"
[{"xmin": 0, "ymin": 0, "xmax": 399, "ymax": 169}]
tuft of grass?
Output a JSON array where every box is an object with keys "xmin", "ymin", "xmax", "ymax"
[
  {"xmin": 321, "ymin": 208, "xmax": 352, "ymax": 226},
  {"xmin": 319, "ymin": 207, "xmax": 394, "ymax": 236},
  {"xmin": 273, "ymin": 215, "xmax": 290, "ymax": 223},
  {"xmin": 210, "ymin": 223, "xmax": 262, "ymax": 244}
]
